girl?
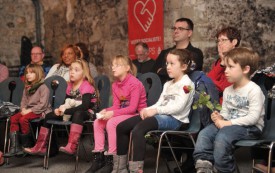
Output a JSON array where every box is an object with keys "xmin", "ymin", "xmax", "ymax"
[
  {"xmin": 113, "ymin": 49, "xmax": 195, "ymax": 173},
  {"xmin": 24, "ymin": 59, "xmax": 99, "ymax": 155},
  {"xmin": 85, "ymin": 55, "xmax": 147, "ymax": 173},
  {"xmin": 4, "ymin": 64, "xmax": 51, "ymax": 157},
  {"xmin": 46, "ymin": 44, "xmax": 82, "ymax": 81}
]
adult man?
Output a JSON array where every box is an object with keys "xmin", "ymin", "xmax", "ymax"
[
  {"xmin": 19, "ymin": 46, "xmax": 51, "ymax": 79},
  {"xmin": 133, "ymin": 42, "xmax": 155, "ymax": 74},
  {"xmin": 152, "ymin": 18, "xmax": 204, "ymax": 84}
]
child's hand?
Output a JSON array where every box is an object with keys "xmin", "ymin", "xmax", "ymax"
[
  {"xmin": 214, "ymin": 119, "xmax": 232, "ymax": 129},
  {"xmin": 21, "ymin": 109, "xmax": 31, "ymax": 115},
  {"xmin": 54, "ymin": 108, "xmax": 62, "ymax": 116},
  {"xmin": 141, "ymin": 108, "xmax": 157, "ymax": 120},
  {"xmin": 211, "ymin": 111, "xmax": 223, "ymax": 123},
  {"xmin": 59, "ymin": 106, "xmax": 66, "ymax": 114},
  {"xmin": 99, "ymin": 109, "xmax": 106, "ymax": 114},
  {"xmin": 101, "ymin": 111, "xmax": 113, "ymax": 120}
]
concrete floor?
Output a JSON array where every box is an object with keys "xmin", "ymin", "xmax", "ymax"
[{"xmin": 0, "ymin": 136, "xmax": 254, "ymax": 173}]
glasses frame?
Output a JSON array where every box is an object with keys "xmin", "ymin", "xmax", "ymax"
[{"xmin": 170, "ymin": 27, "xmax": 190, "ymax": 32}]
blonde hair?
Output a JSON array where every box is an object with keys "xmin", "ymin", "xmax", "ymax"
[
  {"xmin": 71, "ymin": 59, "xmax": 100, "ymax": 103},
  {"xmin": 24, "ymin": 64, "xmax": 45, "ymax": 85},
  {"xmin": 225, "ymin": 47, "xmax": 260, "ymax": 76},
  {"xmin": 112, "ymin": 55, "xmax": 137, "ymax": 76}
]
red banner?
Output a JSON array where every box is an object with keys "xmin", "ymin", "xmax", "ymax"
[{"xmin": 128, "ymin": 0, "xmax": 164, "ymax": 60}]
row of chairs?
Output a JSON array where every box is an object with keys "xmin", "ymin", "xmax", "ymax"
[{"xmin": 0, "ymin": 75, "xmax": 111, "ymax": 173}]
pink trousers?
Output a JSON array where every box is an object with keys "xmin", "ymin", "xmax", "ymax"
[{"xmin": 93, "ymin": 115, "xmax": 135, "ymax": 154}]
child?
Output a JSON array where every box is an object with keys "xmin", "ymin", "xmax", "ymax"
[
  {"xmin": 85, "ymin": 55, "xmax": 147, "ymax": 173},
  {"xmin": 193, "ymin": 47, "xmax": 265, "ymax": 173},
  {"xmin": 113, "ymin": 49, "xmax": 195, "ymax": 173},
  {"xmin": 4, "ymin": 64, "xmax": 52, "ymax": 157},
  {"xmin": 24, "ymin": 59, "xmax": 98, "ymax": 155}
]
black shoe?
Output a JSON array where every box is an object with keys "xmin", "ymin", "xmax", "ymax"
[
  {"xmin": 4, "ymin": 131, "xmax": 22, "ymax": 158},
  {"xmin": 97, "ymin": 155, "xmax": 113, "ymax": 173},
  {"xmin": 85, "ymin": 152, "xmax": 105, "ymax": 173},
  {"xmin": 174, "ymin": 158, "xmax": 195, "ymax": 173}
]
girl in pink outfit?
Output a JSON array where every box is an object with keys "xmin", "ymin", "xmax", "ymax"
[{"xmin": 85, "ymin": 55, "xmax": 147, "ymax": 173}]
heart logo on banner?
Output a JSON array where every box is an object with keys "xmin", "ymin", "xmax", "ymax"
[{"xmin": 134, "ymin": 0, "xmax": 156, "ymax": 32}]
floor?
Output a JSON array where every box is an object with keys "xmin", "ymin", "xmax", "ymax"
[{"xmin": 0, "ymin": 135, "xmax": 254, "ymax": 173}]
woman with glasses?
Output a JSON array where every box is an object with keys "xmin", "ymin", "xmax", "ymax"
[{"xmin": 207, "ymin": 26, "xmax": 241, "ymax": 103}]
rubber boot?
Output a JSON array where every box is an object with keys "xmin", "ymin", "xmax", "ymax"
[
  {"xmin": 3, "ymin": 131, "xmax": 22, "ymax": 157},
  {"xmin": 97, "ymin": 154, "xmax": 113, "ymax": 173},
  {"xmin": 85, "ymin": 151, "xmax": 105, "ymax": 173},
  {"xmin": 111, "ymin": 154, "xmax": 128, "ymax": 173},
  {"xmin": 59, "ymin": 123, "xmax": 83, "ymax": 155},
  {"xmin": 128, "ymin": 161, "xmax": 144, "ymax": 173},
  {"xmin": 20, "ymin": 132, "xmax": 34, "ymax": 148},
  {"xmin": 24, "ymin": 126, "xmax": 49, "ymax": 155}
]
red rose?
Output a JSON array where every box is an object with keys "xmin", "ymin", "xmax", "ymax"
[{"xmin": 183, "ymin": 85, "xmax": 191, "ymax": 93}]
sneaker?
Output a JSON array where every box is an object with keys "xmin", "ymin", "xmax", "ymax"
[{"xmin": 195, "ymin": 159, "xmax": 213, "ymax": 173}]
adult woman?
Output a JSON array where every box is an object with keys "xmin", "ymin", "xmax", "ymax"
[{"xmin": 46, "ymin": 44, "xmax": 81, "ymax": 81}]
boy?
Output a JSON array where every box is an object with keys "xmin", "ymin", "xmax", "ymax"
[{"xmin": 193, "ymin": 47, "xmax": 265, "ymax": 173}]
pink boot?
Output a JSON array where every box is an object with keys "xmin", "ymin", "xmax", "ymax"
[
  {"xmin": 59, "ymin": 124, "xmax": 83, "ymax": 155},
  {"xmin": 24, "ymin": 127, "xmax": 49, "ymax": 155}
]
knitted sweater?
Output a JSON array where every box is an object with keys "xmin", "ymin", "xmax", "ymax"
[{"xmin": 106, "ymin": 74, "xmax": 147, "ymax": 117}]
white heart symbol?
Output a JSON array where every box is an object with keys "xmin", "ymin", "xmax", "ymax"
[{"xmin": 134, "ymin": 0, "xmax": 156, "ymax": 32}]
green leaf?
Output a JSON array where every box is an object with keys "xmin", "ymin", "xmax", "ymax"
[{"xmin": 192, "ymin": 105, "xmax": 197, "ymax": 110}]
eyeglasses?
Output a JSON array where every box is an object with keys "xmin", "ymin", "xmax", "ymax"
[
  {"xmin": 170, "ymin": 27, "xmax": 190, "ymax": 31},
  {"xmin": 31, "ymin": 53, "xmax": 43, "ymax": 56},
  {"xmin": 216, "ymin": 38, "xmax": 230, "ymax": 43}
]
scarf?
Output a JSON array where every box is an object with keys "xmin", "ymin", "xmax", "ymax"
[{"xmin": 25, "ymin": 80, "xmax": 44, "ymax": 95}]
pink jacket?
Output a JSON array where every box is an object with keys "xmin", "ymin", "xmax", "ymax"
[{"xmin": 107, "ymin": 74, "xmax": 147, "ymax": 117}]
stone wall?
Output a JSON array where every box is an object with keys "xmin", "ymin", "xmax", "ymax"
[{"xmin": 0, "ymin": 0, "xmax": 274, "ymax": 77}]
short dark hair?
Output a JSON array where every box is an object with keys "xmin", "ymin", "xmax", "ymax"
[
  {"xmin": 216, "ymin": 27, "xmax": 241, "ymax": 47},
  {"xmin": 168, "ymin": 49, "xmax": 193, "ymax": 74},
  {"xmin": 135, "ymin": 42, "xmax": 149, "ymax": 52},
  {"xmin": 175, "ymin": 18, "xmax": 194, "ymax": 30}
]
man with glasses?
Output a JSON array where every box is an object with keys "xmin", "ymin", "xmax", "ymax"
[
  {"xmin": 152, "ymin": 17, "xmax": 204, "ymax": 84},
  {"xmin": 133, "ymin": 42, "xmax": 155, "ymax": 74},
  {"xmin": 207, "ymin": 27, "xmax": 241, "ymax": 103},
  {"xmin": 19, "ymin": 46, "xmax": 51, "ymax": 80}
]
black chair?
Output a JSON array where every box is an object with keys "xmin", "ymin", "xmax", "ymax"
[
  {"xmin": 94, "ymin": 75, "xmax": 111, "ymax": 110},
  {"xmin": 0, "ymin": 77, "xmax": 24, "ymax": 165},
  {"xmin": 29, "ymin": 75, "xmax": 68, "ymax": 141},
  {"xmin": 234, "ymin": 89, "xmax": 275, "ymax": 173},
  {"xmin": 138, "ymin": 72, "xmax": 162, "ymax": 107},
  {"xmin": 130, "ymin": 108, "xmax": 201, "ymax": 173}
]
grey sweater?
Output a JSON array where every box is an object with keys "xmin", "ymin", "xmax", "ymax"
[{"xmin": 20, "ymin": 84, "xmax": 52, "ymax": 117}]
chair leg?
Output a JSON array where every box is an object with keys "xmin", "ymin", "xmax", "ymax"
[
  {"xmin": 75, "ymin": 141, "xmax": 80, "ymax": 173},
  {"xmin": 44, "ymin": 125, "xmax": 53, "ymax": 169},
  {"xmin": 4, "ymin": 118, "xmax": 10, "ymax": 165}
]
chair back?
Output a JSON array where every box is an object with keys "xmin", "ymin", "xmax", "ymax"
[
  {"xmin": 0, "ymin": 77, "xmax": 24, "ymax": 105},
  {"xmin": 44, "ymin": 75, "xmax": 67, "ymax": 109},
  {"xmin": 94, "ymin": 75, "xmax": 111, "ymax": 110},
  {"xmin": 185, "ymin": 108, "xmax": 202, "ymax": 133},
  {"xmin": 138, "ymin": 72, "xmax": 162, "ymax": 106}
]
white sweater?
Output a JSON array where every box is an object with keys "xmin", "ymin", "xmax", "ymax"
[
  {"xmin": 220, "ymin": 81, "xmax": 265, "ymax": 131},
  {"xmin": 146, "ymin": 74, "xmax": 195, "ymax": 123}
]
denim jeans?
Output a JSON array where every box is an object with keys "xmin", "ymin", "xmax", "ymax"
[
  {"xmin": 155, "ymin": 114, "xmax": 183, "ymax": 130},
  {"xmin": 193, "ymin": 124, "xmax": 261, "ymax": 173}
]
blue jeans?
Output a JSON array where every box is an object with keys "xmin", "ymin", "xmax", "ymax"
[
  {"xmin": 155, "ymin": 114, "xmax": 183, "ymax": 130},
  {"xmin": 193, "ymin": 124, "xmax": 261, "ymax": 173}
]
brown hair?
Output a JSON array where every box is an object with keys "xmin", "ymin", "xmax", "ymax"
[
  {"xmin": 24, "ymin": 64, "xmax": 45, "ymax": 85},
  {"xmin": 112, "ymin": 55, "xmax": 137, "ymax": 76},
  {"xmin": 58, "ymin": 44, "xmax": 82, "ymax": 68},
  {"xmin": 224, "ymin": 47, "xmax": 259, "ymax": 76},
  {"xmin": 168, "ymin": 49, "xmax": 193, "ymax": 74},
  {"xmin": 216, "ymin": 27, "xmax": 241, "ymax": 47}
]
